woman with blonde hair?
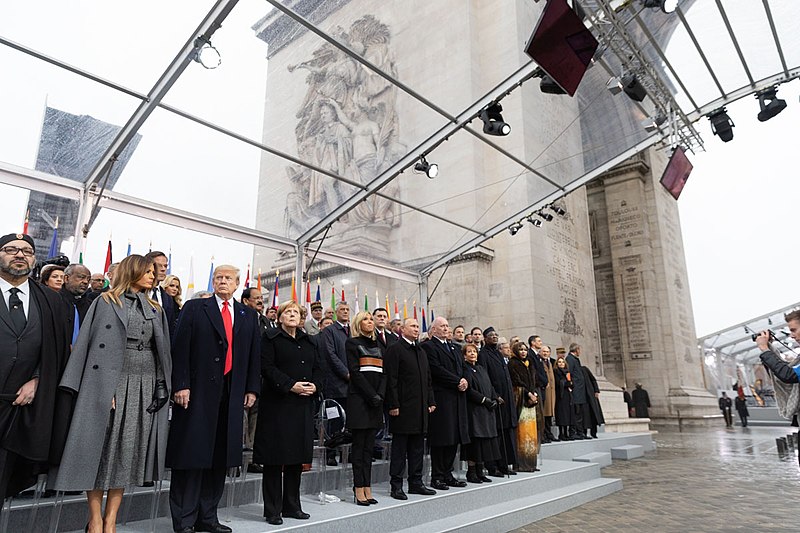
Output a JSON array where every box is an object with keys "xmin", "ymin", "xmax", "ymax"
[
  {"xmin": 346, "ymin": 311, "xmax": 386, "ymax": 505},
  {"xmin": 52, "ymin": 254, "xmax": 172, "ymax": 533},
  {"xmin": 160, "ymin": 274, "xmax": 183, "ymax": 308}
]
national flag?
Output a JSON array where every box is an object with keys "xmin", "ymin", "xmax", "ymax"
[
  {"xmin": 354, "ymin": 285, "xmax": 360, "ymax": 314},
  {"xmin": 413, "ymin": 301, "xmax": 417, "ymax": 320},
  {"xmin": 315, "ymin": 278, "xmax": 321, "ymax": 303},
  {"xmin": 272, "ymin": 270, "xmax": 280, "ymax": 307},
  {"xmin": 78, "ymin": 252, "xmax": 83, "ymax": 264},
  {"xmin": 430, "ymin": 308, "xmax": 435, "ymax": 322},
  {"xmin": 126, "ymin": 240, "xmax": 131, "ymax": 257},
  {"xmin": 403, "ymin": 300, "xmax": 408, "ymax": 320},
  {"xmin": 22, "ymin": 209, "xmax": 29, "ymax": 235},
  {"xmin": 364, "ymin": 292, "xmax": 369, "ymax": 312},
  {"xmin": 331, "ymin": 286, "xmax": 336, "ymax": 310},
  {"xmin": 186, "ymin": 257, "xmax": 195, "ymax": 299},
  {"xmin": 341, "ymin": 288, "xmax": 345, "ymax": 303},
  {"xmin": 47, "ymin": 216, "xmax": 59, "ymax": 257},
  {"xmin": 103, "ymin": 239, "xmax": 113, "ymax": 275},
  {"xmin": 385, "ymin": 293, "xmax": 389, "ymax": 314},
  {"xmin": 206, "ymin": 259, "xmax": 215, "ymax": 292},
  {"xmin": 306, "ymin": 281, "xmax": 311, "ymax": 305},
  {"xmin": 257, "ymin": 269, "xmax": 262, "ymax": 292},
  {"xmin": 291, "ymin": 273, "xmax": 297, "ymax": 302},
  {"xmin": 421, "ymin": 307, "xmax": 427, "ymax": 332},
  {"xmin": 394, "ymin": 298, "xmax": 399, "ymax": 319},
  {"xmin": 244, "ymin": 264, "xmax": 250, "ymax": 288},
  {"xmin": 167, "ymin": 248, "xmax": 172, "ymax": 275}
]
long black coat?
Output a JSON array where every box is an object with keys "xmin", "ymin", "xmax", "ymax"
[
  {"xmin": 734, "ymin": 397, "xmax": 749, "ymax": 417},
  {"xmin": 423, "ymin": 338, "xmax": 470, "ymax": 446},
  {"xmin": 581, "ymin": 365, "xmax": 605, "ymax": 425},
  {"xmin": 254, "ymin": 327, "xmax": 322, "ymax": 465},
  {"xmin": 345, "ymin": 336, "xmax": 386, "ymax": 430},
  {"xmin": 478, "ymin": 345, "xmax": 517, "ymax": 429},
  {"xmin": 631, "ymin": 387, "xmax": 650, "ymax": 418},
  {"xmin": 384, "ymin": 338, "xmax": 434, "ymax": 435},
  {"xmin": 463, "ymin": 362, "xmax": 498, "ymax": 439},
  {"xmin": 507, "ymin": 356, "xmax": 538, "ymax": 419},
  {"xmin": 166, "ymin": 296, "xmax": 261, "ymax": 469},
  {"xmin": 565, "ymin": 353, "xmax": 587, "ymax": 404},
  {"xmin": 553, "ymin": 367, "xmax": 575, "ymax": 426},
  {"xmin": 321, "ymin": 322, "xmax": 349, "ymax": 398}
]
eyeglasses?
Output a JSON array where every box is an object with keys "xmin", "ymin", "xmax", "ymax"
[{"xmin": 1, "ymin": 246, "xmax": 35, "ymax": 257}]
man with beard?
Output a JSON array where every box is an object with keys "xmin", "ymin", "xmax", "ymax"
[
  {"xmin": 0, "ymin": 233, "xmax": 69, "ymax": 508},
  {"xmin": 478, "ymin": 327, "xmax": 517, "ymax": 475}
]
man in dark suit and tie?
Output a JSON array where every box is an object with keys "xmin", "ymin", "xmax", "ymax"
[
  {"xmin": 58, "ymin": 263, "xmax": 92, "ymax": 346},
  {"xmin": 565, "ymin": 343, "xmax": 589, "ymax": 440},
  {"xmin": 0, "ymin": 233, "xmax": 69, "ymax": 508},
  {"xmin": 479, "ymin": 327, "xmax": 517, "ymax": 475},
  {"xmin": 373, "ymin": 307, "xmax": 398, "ymax": 351},
  {"xmin": 423, "ymin": 316, "xmax": 469, "ymax": 490},
  {"xmin": 320, "ymin": 300, "xmax": 350, "ymax": 465},
  {"xmin": 144, "ymin": 251, "xmax": 178, "ymax": 335},
  {"xmin": 167, "ymin": 264, "xmax": 261, "ymax": 533}
]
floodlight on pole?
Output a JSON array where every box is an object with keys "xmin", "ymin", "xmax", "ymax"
[
  {"xmin": 414, "ymin": 155, "xmax": 439, "ymax": 179},
  {"xmin": 193, "ymin": 36, "xmax": 221, "ymax": 69},
  {"xmin": 708, "ymin": 107, "xmax": 734, "ymax": 142},
  {"xmin": 526, "ymin": 215, "xmax": 543, "ymax": 228},
  {"xmin": 756, "ymin": 86, "xmax": 787, "ymax": 122},
  {"xmin": 508, "ymin": 221, "xmax": 524, "ymax": 236},
  {"xmin": 480, "ymin": 103, "xmax": 511, "ymax": 136}
]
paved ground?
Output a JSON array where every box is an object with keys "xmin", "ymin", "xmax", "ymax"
[{"xmin": 514, "ymin": 426, "xmax": 800, "ymax": 533}]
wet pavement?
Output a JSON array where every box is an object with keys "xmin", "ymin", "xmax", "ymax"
[{"xmin": 514, "ymin": 426, "xmax": 800, "ymax": 533}]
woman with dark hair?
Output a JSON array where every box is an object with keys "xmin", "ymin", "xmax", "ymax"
[
  {"xmin": 461, "ymin": 343, "xmax": 500, "ymax": 484},
  {"xmin": 52, "ymin": 254, "xmax": 171, "ymax": 533},
  {"xmin": 507, "ymin": 342, "xmax": 539, "ymax": 472},
  {"xmin": 40, "ymin": 264, "xmax": 65, "ymax": 291},
  {"xmin": 553, "ymin": 357, "xmax": 575, "ymax": 441},
  {"xmin": 345, "ymin": 311, "xmax": 386, "ymax": 506},
  {"xmin": 255, "ymin": 300, "xmax": 322, "ymax": 525}
]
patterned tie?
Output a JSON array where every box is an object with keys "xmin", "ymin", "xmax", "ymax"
[
  {"xmin": 221, "ymin": 300, "xmax": 233, "ymax": 375},
  {"xmin": 343, "ymin": 323, "xmax": 350, "ymax": 337},
  {"xmin": 8, "ymin": 288, "xmax": 26, "ymax": 334}
]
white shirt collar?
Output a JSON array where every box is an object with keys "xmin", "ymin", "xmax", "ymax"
[{"xmin": 0, "ymin": 276, "xmax": 29, "ymax": 294}]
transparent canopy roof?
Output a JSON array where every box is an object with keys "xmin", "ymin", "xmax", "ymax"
[{"xmin": 1, "ymin": 0, "xmax": 798, "ymax": 279}]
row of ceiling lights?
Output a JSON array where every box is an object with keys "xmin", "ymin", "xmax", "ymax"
[
  {"xmin": 508, "ymin": 203, "xmax": 567, "ymax": 236},
  {"xmin": 707, "ymin": 85, "xmax": 789, "ymax": 143}
]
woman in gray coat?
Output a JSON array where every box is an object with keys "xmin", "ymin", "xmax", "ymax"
[{"xmin": 52, "ymin": 254, "xmax": 171, "ymax": 533}]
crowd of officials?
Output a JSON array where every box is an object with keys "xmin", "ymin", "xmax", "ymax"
[{"xmin": 0, "ymin": 232, "xmax": 618, "ymax": 532}]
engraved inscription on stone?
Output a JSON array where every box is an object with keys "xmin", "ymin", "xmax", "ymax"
[
  {"xmin": 546, "ymin": 217, "xmax": 585, "ymax": 336},
  {"xmin": 619, "ymin": 255, "xmax": 650, "ymax": 355},
  {"xmin": 608, "ymin": 204, "xmax": 644, "ymax": 247}
]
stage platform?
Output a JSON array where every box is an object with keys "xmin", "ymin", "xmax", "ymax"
[{"xmin": 6, "ymin": 432, "xmax": 652, "ymax": 532}]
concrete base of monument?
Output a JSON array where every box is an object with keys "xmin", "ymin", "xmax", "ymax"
[
  {"xmin": 647, "ymin": 386, "xmax": 722, "ymax": 428},
  {"xmin": 603, "ymin": 416, "xmax": 652, "ymax": 433}
]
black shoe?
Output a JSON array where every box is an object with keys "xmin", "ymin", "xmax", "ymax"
[
  {"xmin": 446, "ymin": 478, "xmax": 467, "ymax": 487},
  {"xmin": 466, "ymin": 468, "xmax": 482, "ymax": 484},
  {"xmin": 408, "ymin": 485, "xmax": 436, "ymax": 495},
  {"xmin": 487, "ymin": 469, "xmax": 504, "ymax": 478},
  {"xmin": 591, "ymin": 434, "xmax": 598, "ymax": 439},
  {"xmin": 430, "ymin": 480, "xmax": 450, "ymax": 490},
  {"xmin": 175, "ymin": 528, "xmax": 195, "ymax": 533},
  {"xmin": 248, "ymin": 463, "xmax": 264, "ymax": 473},
  {"xmin": 479, "ymin": 474, "xmax": 492, "ymax": 483},
  {"xmin": 266, "ymin": 516, "xmax": 283, "ymax": 525},
  {"xmin": 195, "ymin": 522, "xmax": 232, "ymax": 533},
  {"xmin": 390, "ymin": 489, "xmax": 408, "ymax": 500},
  {"xmin": 284, "ymin": 511, "xmax": 310, "ymax": 519},
  {"xmin": 326, "ymin": 457, "xmax": 338, "ymax": 467}
]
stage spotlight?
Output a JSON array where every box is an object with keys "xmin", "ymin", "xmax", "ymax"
[
  {"xmin": 756, "ymin": 86, "xmax": 787, "ymax": 122},
  {"xmin": 508, "ymin": 222, "xmax": 523, "ymax": 236},
  {"xmin": 414, "ymin": 155, "xmax": 439, "ymax": 179},
  {"xmin": 540, "ymin": 75, "xmax": 568, "ymax": 95},
  {"xmin": 621, "ymin": 73, "xmax": 647, "ymax": 102},
  {"xmin": 641, "ymin": 115, "xmax": 667, "ymax": 133},
  {"xmin": 193, "ymin": 37, "xmax": 221, "ymax": 69},
  {"xmin": 607, "ymin": 77, "xmax": 623, "ymax": 95},
  {"xmin": 538, "ymin": 211, "xmax": 554, "ymax": 222},
  {"xmin": 708, "ymin": 107, "xmax": 734, "ymax": 142},
  {"xmin": 480, "ymin": 103, "xmax": 512, "ymax": 136},
  {"xmin": 549, "ymin": 203, "xmax": 566, "ymax": 217},
  {"xmin": 526, "ymin": 215, "xmax": 543, "ymax": 228},
  {"xmin": 642, "ymin": 0, "xmax": 680, "ymax": 13}
]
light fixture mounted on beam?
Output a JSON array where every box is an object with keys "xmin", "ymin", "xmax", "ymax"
[
  {"xmin": 413, "ymin": 155, "xmax": 439, "ymax": 179},
  {"xmin": 621, "ymin": 73, "xmax": 647, "ymax": 102},
  {"xmin": 480, "ymin": 103, "xmax": 512, "ymax": 136},
  {"xmin": 707, "ymin": 107, "xmax": 734, "ymax": 142},
  {"xmin": 756, "ymin": 86, "xmax": 787, "ymax": 122},
  {"xmin": 526, "ymin": 215, "xmax": 543, "ymax": 228},
  {"xmin": 641, "ymin": 115, "xmax": 667, "ymax": 133},
  {"xmin": 641, "ymin": 0, "xmax": 681, "ymax": 14},
  {"xmin": 508, "ymin": 221, "xmax": 524, "ymax": 236},
  {"xmin": 192, "ymin": 36, "xmax": 221, "ymax": 69}
]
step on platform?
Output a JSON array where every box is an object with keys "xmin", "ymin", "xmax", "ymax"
[
  {"xmin": 610, "ymin": 444, "xmax": 645, "ymax": 460},
  {"xmin": 572, "ymin": 452, "xmax": 613, "ymax": 468}
]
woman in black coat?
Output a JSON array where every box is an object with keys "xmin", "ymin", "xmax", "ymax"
[
  {"xmin": 346, "ymin": 311, "xmax": 386, "ymax": 506},
  {"xmin": 734, "ymin": 394, "xmax": 749, "ymax": 427},
  {"xmin": 507, "ymin": 342, "xmax": 539, "ymax": 472},
  {"xmin": 553, "ymin": 357, "xmax": 575, "ymax": 441},
  {"xmin": 461, "ymin": 343, "xmax": 500, "ymax": 483},
  {"xmin": 255, "ymin": 301, "xmax": 322, "ymax": 525}
]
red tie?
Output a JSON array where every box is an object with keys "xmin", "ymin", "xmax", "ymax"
[
  {"xmin": 380, "ymin": 330, "xmax": 386, "ymax": 344},
  {"xmin": 222, "ymin": 300, "xmax": 233, "ymax": 375}
]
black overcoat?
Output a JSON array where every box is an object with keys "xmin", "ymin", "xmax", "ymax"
[
  {"xmin": 507, "ymin": 356, "xmax": 538, "ymax": 419},
  {"xmin": 565, "ymin": 353, "xmax": 587, "ymax": 404},
  {"xmin": 631, "ymin": 387, "xmax": 650, "ymax": 418},
  {"xmin": 384, "ymin": 338, "xmax": 434, "ymax": 435},
  {"xmin": 254, "ymin": 327, "xmax": 322, "ymax": 465},
  {"xmin": 553, "ymin": 367, "xmax": 575, "ymax": 426},
  {"xmin": 166, "ymin": 296, "xmax": 261, "ymax": 469},
  {"xmin": 345, "ymin": 336, "xmax": 386, "ymax": 430},
  {"xmin": 423, "ymin": 338, "xmax": 470, "ymax": 446},
  {"xmin": 478, "ymin": 345, "xmax": 517, "ymax": 429},
  {"xmin": 321, "ymin": 322, "xmax": 349, "ymax": 398},
  {"xmin": 734, "ymin": 396, "xmax": 749, "ymax": 417},
  {"xmin": 463, "ymin": 362, "xmax": 498, "ymax": 439},
  {"xmin": 581, "ymin": 365, "xmax": 605, "ymax": 425}
]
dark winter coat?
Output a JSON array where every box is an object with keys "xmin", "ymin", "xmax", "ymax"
[
  {"xmin": 166, "ymin": 296, "xmax": 261, "ymax": 469},
  {"xmin": 254, "ymin": 326, "xmax": 322, "ymax": 466},
  {"xmin": 53, "ymin": 293, "xmax": 172, "ymax": 490},
  {"xmin": 463, "ymin": 361, "xmax": 498, "ymax": 439},
  {"xmin": 507, "ymin": 356, "xmax": 538, "ymax": 420},
  {"xmin": 321, "ymin": 321, "xmax": 350, "ymax": 398},
  {"xmin": 734, "ymin": 397, "xmax": 749, "ymax": 417},
  {"xmin": 554, "ymin": 366, "xmax": 575, "ymax": 426},
  {"xmin": 478, "ymin": 345, "xmax": 517, "ymax": 429},
  {"xmin": 631, "ymin": 387, "xmax": 651, "ymax": 418},
  {"xmin": 345, "ymin": 336, "xmax": 386, "ymax": 430},
  {"xmin": 384, "ymin": 337, "xmax": 434, "ymax": 435},
  {"xmin": 581, "ymin": 365, "xmax": 605, "ymax": 425},
  {"xmin": 565, "ymin": 353, "xmax": 587, "ymax": 404},
  {"xmin": 423, "ymin": 338, "xmax": 470, "ymax": 446}
]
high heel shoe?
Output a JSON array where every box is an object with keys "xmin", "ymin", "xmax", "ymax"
[
  {"xmin": 364, "ymin": 489, "xmax": 378, "ymax": 505},
  {"xmin": 352, "ymin": 487, "xmax": 370, "ymax": 506}
]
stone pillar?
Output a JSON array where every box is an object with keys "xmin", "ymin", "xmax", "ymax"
[{"xmin": 588, "ymin": 148, "xmax": 718, "ymax": 426}]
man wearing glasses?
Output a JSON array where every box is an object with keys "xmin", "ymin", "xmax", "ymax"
[{"xmin": 0, "ymin": 233, "xmax": 69, "ymax": 510}]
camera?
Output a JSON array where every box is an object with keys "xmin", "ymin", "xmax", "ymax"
[{"xmin": 751, "ymin": 330, "xmax": 775, "ymax": 342}]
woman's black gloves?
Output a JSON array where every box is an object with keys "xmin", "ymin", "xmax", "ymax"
[{"xmin": 147, "ymin": 380, "xmax": 169, "ymax": 414}]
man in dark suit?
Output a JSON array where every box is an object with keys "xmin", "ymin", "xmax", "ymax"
[
  {"xmin": 0, "ymin": 233, "xmax": 69, "ymax": 507},
  {"xmin": 144, "ymin": 251, "xmax": 178, "ymax": 336},
  {"xmin": 373, "ymin": 307, "xmax": 398, "ymax": 351},
  {"xmin": 241, "ymin": 287, "xmax": 269, "ymax": 336},
  {"xmin": 423, "ymin": 316, "xmax": 469, "ymax": 490},
  {"xmin": 527, "ymin": 335, "xmax": 551, "ymax": 443},
  {"xmin": 167, "ymin": 264, "xmax": 261, "ymax": 533},
  {"xmin": 320, "ymin": 300, "xmax": 350, "ymax": 466},
  {"xmin": 58, "ymin": 263, "xmax": 92, "ymax": 346},
  {"xmin": 478, "ymin": 327, "xmax": 517, "ymax": 475},
  {"xmin": 385, "ymin": 318, "xmax": 436, "ymax": 500},
  {"xmin": 565, "ymin": 343, "xmax": 590, "ymax": 440}
]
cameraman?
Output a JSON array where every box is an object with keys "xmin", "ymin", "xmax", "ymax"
[{"xmin": 755, "ymin": 310, "xmax": 800, "ymax": 385}]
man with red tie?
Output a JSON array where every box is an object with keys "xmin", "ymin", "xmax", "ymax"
[{"xmin": 167, "ymin": 265, "xmax": 261, "ymax": 533}]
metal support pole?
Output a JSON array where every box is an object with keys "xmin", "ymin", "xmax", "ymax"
[
  {"xmin": 71, "ymin": 189, "xmax": 90, "ymax": 261},
  {"xmin": 418, "ymin": 275, "xmax": 429, "ymax": 322},
  {"xmin": 295, "ymin": 245, "xmax": 306, "ymax": 305}
]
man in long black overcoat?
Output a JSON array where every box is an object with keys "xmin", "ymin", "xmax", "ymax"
[
  {"xmin": 384, "ymin": 318, "xmax": 436, "ymax": 499},
  {"xmin": 423, "ymin": 316, "xmax": 470, "ymax": 490},
  {"xmin": 478, "ymin": 327, "xmax": 517, "ymax": 475},
  {"xmin": 167, "ymin": 265, "xmax": 261, "ymax": 533},
  {"xmin": 566, "ymin": 343, "xmax": 589, "ymax": 439},
  {"xmin": 0, "ymin": 234, "xmax": 69, "ymax": 507}
]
